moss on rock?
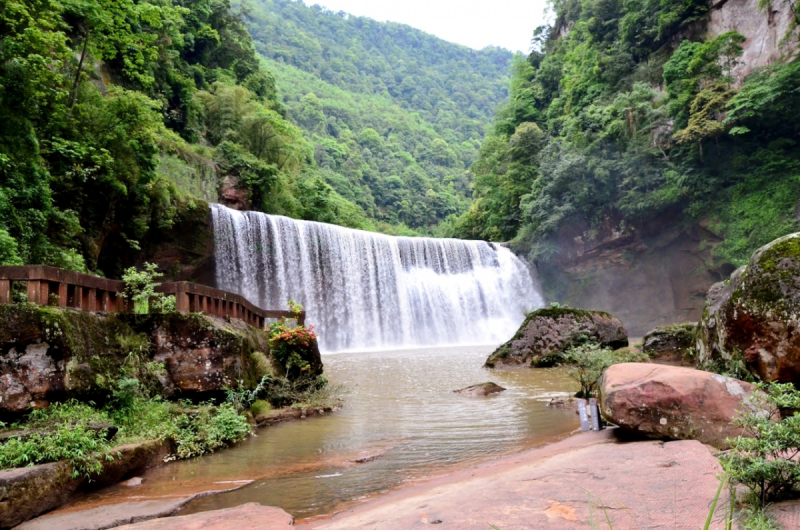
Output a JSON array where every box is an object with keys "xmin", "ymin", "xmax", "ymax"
[
  {"xmin": 485, "ymin": 307, "xmax": 628, "ymax": 368},
  {"xmin": 0, "ymin": 305, "xmax": 297, "ymax": 415},
  {"xmin": 698, "ymin": 232, "xmax": 800, "ymax": 383}
]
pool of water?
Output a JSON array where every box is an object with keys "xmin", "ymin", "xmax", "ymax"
[
  {"xmin": 65, "ymin": 345, "xmax": 579, "ymax": 521},
  {"xmin": 180, "ymin": 345, "xmax": 579, "ymax": 519}
]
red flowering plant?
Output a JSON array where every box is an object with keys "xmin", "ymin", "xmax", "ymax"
[{"xmin": 268, "ymin": 300, "xmax": 317, "ymax": 380}]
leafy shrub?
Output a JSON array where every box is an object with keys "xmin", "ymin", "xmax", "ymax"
[
  {"xmin": 0, "ymin": 401, "xmax": 114, "ymax": 478},
  {"xmin": 226, "ymin": 375, "xmax": 272, "ymax": 413},
  {"xmin": 559, "ymin": 343, "xmax": 649, "ymax": 398},
  {"xmin": 721, "ymin": 382, "xmax": 800, "ymax": 505},
  {"xmin": 122, "ymin": 263, "xmax": 163, "ymax": 314},
  {"xmin": 268, "ymin": 300, "xmax": 317, "ymax": 379},
  {"xmin": 0, "ymin": 424, "xmax": 114, "ymax": 478},
  {"xmin": 250, "ymin": 399, "xmax": 271, "ymax": 417},
  {"xmin": 171, "ymin": 403, "xmax": 251, "ymax": 459}
]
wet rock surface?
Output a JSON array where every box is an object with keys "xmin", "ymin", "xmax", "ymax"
[
  {"xmin": 485, "ymin": 307, "xmax": 628, "ymax": 368},
  {"xmin": 453, "ymin": 382, "xmax": 506, "ymax": 396},
  {"xmin": 15, "ymin": 498, "xmax": 193, "ymax": 530},
  {"xmin": 300, "ymin": 430, "xmax": 729, "ymax": 530},
  {"xmin": 698, "ymin": 232, "xmax": 800, "ymax": 383},
  {"xmin": 600, "ymin": 363, "xmax": 762, "ymax": 449},
  {"xmin": 116, "ymin": 503, "xmax": 293, "ymax": 530}
]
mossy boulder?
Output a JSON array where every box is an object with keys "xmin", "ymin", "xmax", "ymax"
[
  {"xmin": 698, "ymin": 233, "xmax": 800, "ymax": 383},
  {"xmin": 121, "ymin": 313, "xmax": 274, "ymax": 397},
  {"xmin": 0, "ymin": 305, "xmax": 301, "ymax": 416},
  {"xmin": 642, "ymin": 323, "xmax": 697, "ymax": 365},
  {"xmin": 485, "ymin": 307, "xmax": 628, "ymax": 368}
]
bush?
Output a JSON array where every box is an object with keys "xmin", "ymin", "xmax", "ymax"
[
  {"xmin": 0, "ymin": 401, "xmax": 114, "ymax": 478},
  {"xmin": 268, "ymin": 300, "xmax": 317, "ymax": 379},
  {"xmin": 250, "ymin": 399, "xmax": 271, "ymax": 417},
  {"xmin": 559, "ymin": 343, "xmax": 649, "ymax": 398},
  {"xmin": 720, "ymin": 382, "xmax": 800, "ymax": 505},
  {"xmin": 171, "ymin": 403, "xmax": 252, "ymax": 459},
  {"xmin": 0, "ymin": 424, "xmax": 114, "ymax": 478},
  {"xmin": 121, "ymin": 263, "xmax": 163, "ymax": 314}
]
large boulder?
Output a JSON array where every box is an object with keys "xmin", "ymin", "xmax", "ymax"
[
  {"xmin": 698, "ymin": 233, "xmax": 800, "ymax": 383},
  {"xmin": 600, "ymin": 363, "xmax": 763, "ymax": 448},
  {"xmin": 642, "ymin": 323, "xmax": 697, "ymax": 365},
  {"xmin": 485, "ymin": 307, "xmax": 628, "ymax": 368}
]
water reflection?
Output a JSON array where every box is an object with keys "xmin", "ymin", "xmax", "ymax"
[{"xmin": 177, "ymin": 345, "xmax": 579, "ymax": 519}]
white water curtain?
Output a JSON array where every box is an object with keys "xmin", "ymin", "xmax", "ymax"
[{"xmin": 211, "ymin": 204, "xmax": 543, "ymax": 352}]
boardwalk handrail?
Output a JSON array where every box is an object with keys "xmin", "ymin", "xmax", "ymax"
[{"xmin": 0, "ymin": 265, "xmax": 303, "ymax": 329}]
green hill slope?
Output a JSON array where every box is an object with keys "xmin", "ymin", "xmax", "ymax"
[{"xmin": 241, "ymin": 0, "xmax": 515, "ymax": 230}]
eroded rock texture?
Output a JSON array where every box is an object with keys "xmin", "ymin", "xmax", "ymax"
[
  {"xmin": 600, "ymin": 363, "xmax": 762, "ymax": 449},
  {"xmin": 698, "ymin": 233, "xmax": 800, "ymax": 383},
  {"xmin": 0, "ymin": 306, "xmax": 312, "ymax": 415},
  {"xmin": 485, "ymin": 307, "xmax": 628, "ymax": 368},
  {"xmin": 642, "ymin": 322, "xmax": 697, "ymax": 365}
]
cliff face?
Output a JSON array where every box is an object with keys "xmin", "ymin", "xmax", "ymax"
[
  {"xmin": 709, "ymin": 0, "xmax": 798, "ymax": 81},
  {"xmin": 0, "ymin": 306, "xmax": 276, "ymax": 417},
  {"xmin": 534, "ymin": 2, "xmax": 797, "ymax": 335},
  {"xmin": 537, "ymin": 209, "xmax": 732, "ymax": 336}
]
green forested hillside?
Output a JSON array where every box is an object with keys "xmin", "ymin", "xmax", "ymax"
[
  {"xmin": 240, "ymin": 0, "xmax": 514, "ymax": 230},
  {"xmin": 450, "ymin": 0, "xmax": 800, "ymax": 267},
  {"xmin": 0, "ymin": 0, "xmax": 432, "ymax": 277}
]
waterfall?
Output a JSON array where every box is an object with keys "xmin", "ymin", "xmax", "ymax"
[{"xmin": 210, "ymin": 204, "xmax": 543, "ymax": 352}]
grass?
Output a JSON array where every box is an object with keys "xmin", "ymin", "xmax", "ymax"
[{"xmin": 0, "ymin": 374, "xmax": 342, "ymax": 479}]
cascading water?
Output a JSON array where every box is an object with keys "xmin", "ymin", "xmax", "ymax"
[{"xmin": 211, "ymin": 204, "xmax": 543, "ymax": 352}]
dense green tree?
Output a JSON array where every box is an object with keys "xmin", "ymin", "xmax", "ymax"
[
  {"xmin": 450, "ymin": 0, "xmax": 800, "ymax": 269},
  {"xmin": 0, "ymin": 0, "xmax": 377, "ymax": 276},
  {"xmin": 238, "ymin": 0, "xmax": 514, "ymax": 231}
]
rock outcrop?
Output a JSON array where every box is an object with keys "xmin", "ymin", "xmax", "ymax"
[
  {"xmin": 453, "ymin": 382, "xmax": 506, "ymax": 396},
  {"xmin": 642, "ymin": 323, "xmax": 697, "ymax": 365},
  {"xmin": 0, "ymin": 439, "xmax": 171, "ymax": 528},
  {"xmin": 0, "ymin": 305, "xmax": 314, "ymax": 415},
  {"xmin": 698, "ymin": 233, "xmax": 800, "ymax": 383},
  {"xmin": 708, "ymin": 0, "xmax": 799, "ymax": 83},
  {"xmin": 485, "ymin": 307, "xmax": 628, "ymax": 368},
  {"xmin": 600, "ymin": 363, "xmax": 762, "ymax": 448}
]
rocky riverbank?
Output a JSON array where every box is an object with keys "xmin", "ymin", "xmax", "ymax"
[
  {"xmin": 90, "ymin": 428, "xmax": 798, "ymax": 530},
  {"xmin": 0, "ymin": 302, "xmax": 329, "ymax": 528}
]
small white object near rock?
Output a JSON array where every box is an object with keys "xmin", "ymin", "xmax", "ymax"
[{"xmin": 123, "ymin": 477, "xmax": 144, "ymax": 487}]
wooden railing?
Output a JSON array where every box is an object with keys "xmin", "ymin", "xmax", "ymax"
[{"xmin": 0, "ymin": 266, "xmax": 303, "ymax": 330}]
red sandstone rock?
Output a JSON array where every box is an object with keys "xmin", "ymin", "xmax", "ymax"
[
  {"xmin": 300, "ymin": 430, "xmax": 729, "ymax": 530},
  {"xmin": 219, "ymin": 175, "xmax": 250, "ymax": 211},
  {"xmin": 116, "ymin": 503, "xmax": 294, "ymax": 530},
  {"xmin": 600, "ymin": 363, "xmax": 762, "ymax": 448},
  {"xmin": 698, "ymin": 233, "xmax": 800, "ymax": 384}
]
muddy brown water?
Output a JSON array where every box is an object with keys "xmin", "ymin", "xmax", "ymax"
[{"xmin": 66, "ymin": 345, "xmax": 580, "ymax": 521}]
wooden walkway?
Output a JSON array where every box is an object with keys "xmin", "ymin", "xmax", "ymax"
[{"xmin": 0, "ymin": 266, "xmax": 303, "ymax": 329}]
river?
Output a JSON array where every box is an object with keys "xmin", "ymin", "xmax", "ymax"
[{"xmin": 63, "ymin": 345, "xmax": 578, "ymax": 522}]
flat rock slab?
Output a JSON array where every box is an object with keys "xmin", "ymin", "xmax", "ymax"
[
  {"xmin": 299, "ymin": 430, "xmax": 729, "ymax": 530},
  {"xmin": 15, "ymin": 498, "xmax": 193, "ymax": 530},
  {"xmin": 115, "ymin": 503, "xmax": 293, "ymax": 530},
  {"xmin": 770, "ymin": 499, "xmax": 800, "ymax": 529}
]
